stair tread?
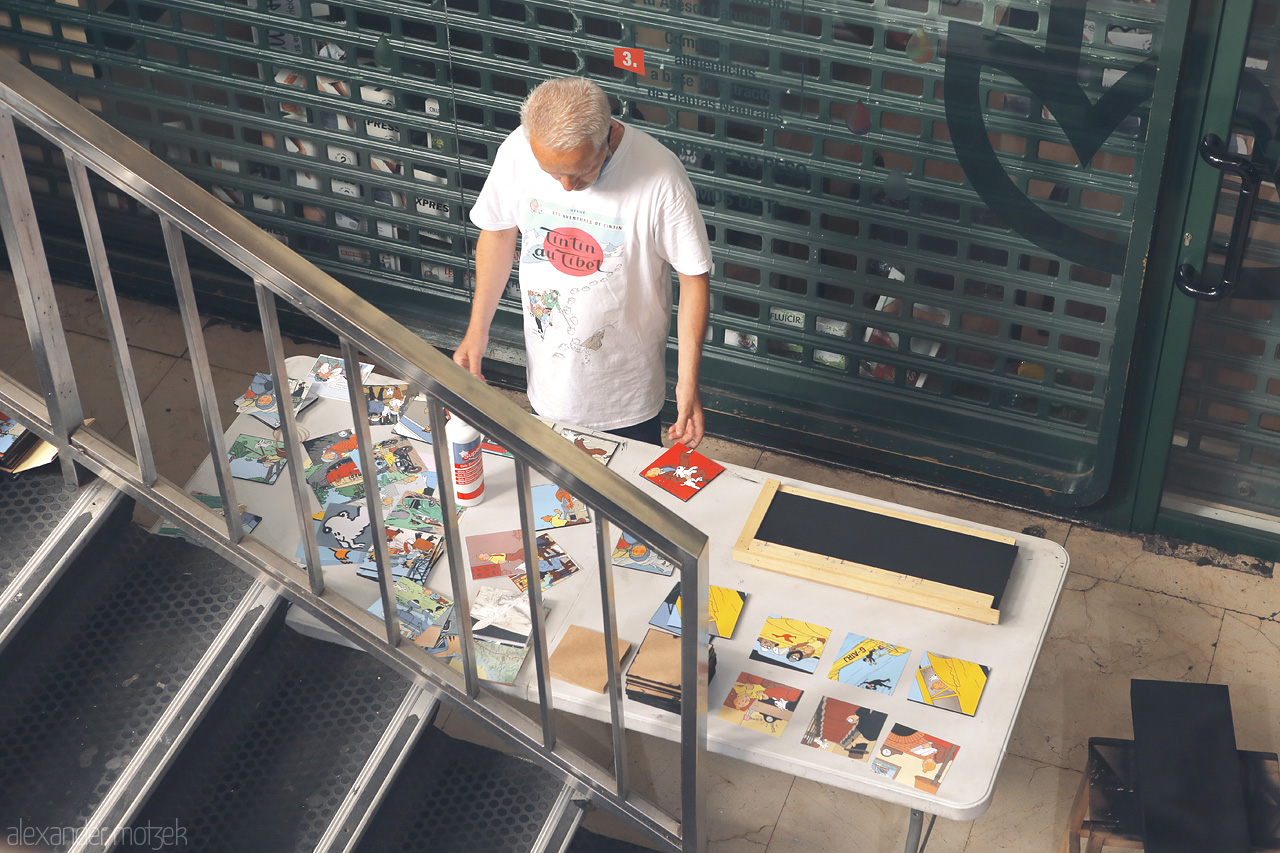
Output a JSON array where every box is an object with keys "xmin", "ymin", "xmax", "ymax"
[
  {"xmin": 123, "ymin": 621, "xmax": 412, "ymax": 853},
  {"xmin": 0, "ymin": 467, "xmax": 80, "ymax": 589},
  {"xmin": 0, "ymin": 523, "xmax": 254, "ymax": 831},
  {"xmin": 354, "ymin": 725, "xmax": 570, "ymax": 853}
]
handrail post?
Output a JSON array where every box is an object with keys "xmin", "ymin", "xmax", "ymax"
[
  {"xmin": 66, "ymin": 153, "xmax": 157, "ymax": 486},
  {"xmin": 257, "ymin": 283, "xmax": 324, "ymax": 595},
  {"xmin": 594, "ymin": 516, "xmax": 629, "ymax": 798},
  {"xmin": 0, "ymin": 105, "xmax": 84, "ymax": 486},
  {"xmin": 681, "ymin": 543, "xmax": 711, "ymax": 853},
  {"xmin": 514, "ymin": 460, "xmax": 556, "ymax": 749},
  {"xmin": 340, "ymin": 340, "xmax": 400, "ymax": 646},
  {"xmin": 163, "ymin": 219, "xmax": 243, "ymax": 543},
  {"xmin": 427, "ymin": 395, "xmax": 480, "ymax": 698}
]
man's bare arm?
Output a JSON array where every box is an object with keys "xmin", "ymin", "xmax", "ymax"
[
  {"xmin": 669, "ymin": 270, "xmax": 711, "ymax": 448},
  {"xmin": 453, "ymin": 227, "xmax": 519, "ymax": 378}
]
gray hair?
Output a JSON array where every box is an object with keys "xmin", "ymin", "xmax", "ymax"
[{"xmin": 520, "ymin": 77, "xmax": 612, "ymax": 153}]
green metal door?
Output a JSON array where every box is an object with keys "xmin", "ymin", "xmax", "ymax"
[
  {"xmin": 1127, "ymin": 0, "xmax": 1280, "ymax": 558},
  {"xmin": 0, "ymin": 0, "xmax": 1194, "ymax": 508}
]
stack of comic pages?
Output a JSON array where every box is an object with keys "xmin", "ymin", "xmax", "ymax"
[
  {"xmin": 624, "ymin": 628, "xmax": 717, "ymax": 715},
  {"xmin": 624, "ymin": 628, "xmax": 686, "ymax": 715},
  {"xmin": 295, "ymin": 426, "xmax": 457, "ymax": 585}
]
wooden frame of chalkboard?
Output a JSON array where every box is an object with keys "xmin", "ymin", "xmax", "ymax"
[{"xmin": 733, "ymin": 480, "xmax": 1019, "ymax": 624}]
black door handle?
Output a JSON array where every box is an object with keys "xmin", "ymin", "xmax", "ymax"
[{"xmin": 1175, "ymin": 133, "xmax": 1264, "ymax": 301}]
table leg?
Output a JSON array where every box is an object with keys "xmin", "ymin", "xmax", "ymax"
[
  {"xmin": 904, "ymin": 809, "xmax": 938, "ymax": 852},
  {"xmin": 905, "ymin": 809, "xmax": 923, "ymax": 852}
]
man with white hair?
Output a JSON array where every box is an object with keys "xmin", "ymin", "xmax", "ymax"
[{"xmin": 453, "ymin": 76, "xmax": 713, "ymax": 448}]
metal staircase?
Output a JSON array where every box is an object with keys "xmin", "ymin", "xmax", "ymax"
[
  {"xmin": 0, "ymin": 45, "xmax": 708, "ymax": 853},
  {"xmin": 0, "ymin": 467, "xmax": 645, "ymax": 853}
]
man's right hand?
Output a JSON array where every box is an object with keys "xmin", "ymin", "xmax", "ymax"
[{"xmin": 452, "ymin": 330, "xmax": 488, "ymax": 379}]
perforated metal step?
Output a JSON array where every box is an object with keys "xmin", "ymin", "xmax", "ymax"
[
  {"xmin": 122, "ymin": 620, "xmax": 413, "ymax": 853},
  {"xmin": 0, "ymin": 523, "xmax": 255, "ymax": 839},
  {"xmin": 0, "ymin": 472, "xmax": 128, "ymax": 655},
  {"xmin": 354, "ymin": 725, "xmax": 576, "ymax": 853},
  {"xmin": 0, "ymin": 466, "xmax": 80, "ymax": 588}
]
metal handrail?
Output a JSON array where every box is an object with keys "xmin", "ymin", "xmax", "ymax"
[{"xmin": 0, "ymin": 52, "xmax": 709, "ymax": 852}]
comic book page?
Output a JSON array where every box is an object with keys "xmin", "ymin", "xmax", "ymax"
[
  {"xmin": 531, "ymin": 483, "xmax": 590, "ymax": 530},
  {"xmin": 384, "ymin": 489, "xmax": 448, "ymax": 535},
  {"xmin": 355, "ymin": 525, "xmax": 443, "ymax": 585},
  {"xmin": 303, "ymin": 442, "xmax": 420, "ymax": 507},
  {"xmin": 295, "ymin": 507, "xmax": 369, "ymax": 566},
  {"xmin": 366, "ymin": 578, "xmax": 452, "ymax": 646},
  {"xmin": 871, "ymin": 724, "xmax": 960, "ymax": 795},
  {"xmin": 365, "ymin": 435, "xmax": 428, "ymax": 481},
  {"xmin": 558, "ymin": 427, "xmax": 621, "ymax": 466},
  {"xmin": 363, "ymin": 383, "xmax": 409, "ymax": 425},
  {"xmin": 305, "ymin": 354, "xmax": 374, "ymax": 399},
  {"xmin": 748, "ymin": 615, "xmax": 832, "ymax": 675},
  {"xmin": 801, "ymin": 696, "xmax": 889, "ymax": 763},
  {"xmin": 716, "ymin": 672, "xmax": 804, "ymax": 738},
  {"xmin": 648, "ymin": 582, "xmax": 747, "ymax": 639},
  {"xmin": 303, "ymin": 428, "xmax": 359, "ymax": 466},
  {"xmin": 465, "ymin": 529, "xmax": 527, "ymax": 581},
  {"xmin": 316, "ymin": 501, "xmax": 375, "ymax": 553},
  {"xmin": 304, "ymin": 454, "xmax": 366, "ymax": 505},
  {"xmin": 908, "ymin": 652, "xmax": 991, "ymax": 717},
  {"xmin": 612, "ymin": 531, "xmax": 675, "ymax": 576},
  {"xmin": 226, "ymin": 434, "xmax": 288, "ymax": 484},
  {"xmin": 156, "ymin": 492, "xmax": 261, "ymax": 541},
  {"xmin": 827, "ymin": 633, "xmax": 913, "ymax": 695},
  {"xmin": 510, "ymin": 533, "xmax": 582, "ymax": 592},
  {"xmin": 641, "ymin": 443, "xmax": 724, "ymax": 501},
  {"xmin": 0, "ymin": 411, "xmax": 28, "ymax": 459},
  {"xmin": 232, "ymin": 372, "xmax": 317, "ymax": 429}
]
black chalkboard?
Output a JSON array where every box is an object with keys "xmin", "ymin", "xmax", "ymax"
[{"xmin": 752, "ymin": 490, "xmax": 1018, "ymax": 609}]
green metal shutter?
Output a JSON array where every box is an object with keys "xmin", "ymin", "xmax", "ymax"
[{"xmin": 0, "ymin": 0, "xmax": 1185, "ymax": 506}]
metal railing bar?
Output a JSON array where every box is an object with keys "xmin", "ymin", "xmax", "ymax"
[
  {"xmin": 0, "ymin": 373, "xmax": 684, "ymax": 851},
  {"xmin": 680, "ymin": 545, "xmax": 711, "ymax": 853},
  {"xmin": 514, "ymin": 458, "xmax": 557, "ymax": 750},
  {"xmin": 161, "ymin": 217, "xmax": 245, "ymax": 544},
  {"xmin": 256, "ymin": 282, "xmax": 325, "ymax": 595},
  {"xmin": 340, "ymin": 338, "xmax": 400, "ymax": 646},
  {"xmin": 426, "ymin": 393, "xmax": 480, "ymax": 698},
  {"xmin": 593, "ymin": 515, "xmax": 630, "ymax": 800},
  {"xmin": 0, "ymin": 105, "xmax": 84, "ymax": 486},
  {"xmin": 65, "ymin": 153, "xmax": 158, "ymax": 486}
]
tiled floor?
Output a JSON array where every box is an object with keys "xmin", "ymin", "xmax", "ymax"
[{"xmin": 2, "ymin": 272, "xmax": 1279, "ymax": 852}]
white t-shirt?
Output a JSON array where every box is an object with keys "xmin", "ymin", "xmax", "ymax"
[{"xmin": 469, "ymin": 123, "xmax": 712, "ymax": 430}]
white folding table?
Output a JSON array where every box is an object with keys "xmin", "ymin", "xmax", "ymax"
[{"xmin": 182, "ymin": 355, "xmax": 1070, "ymax": 852}]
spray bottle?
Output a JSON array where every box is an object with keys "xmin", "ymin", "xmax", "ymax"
[{"xmin": 446, "ymin": 414, "xmax": 485, "ymax": 506}]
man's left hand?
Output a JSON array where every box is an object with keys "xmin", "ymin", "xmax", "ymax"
[{"xmin": 668, "ymin": 382, "xmax": 705, "ymax": 448}]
